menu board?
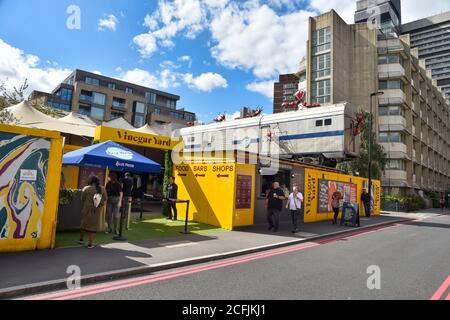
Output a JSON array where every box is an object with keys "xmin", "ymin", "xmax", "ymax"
[
  {"xmin": 318, "ymin": 179, "xmax": 357, "ymax": 213},
  {"xmin": 236, "ymin": 175, "xmax": 252, "ymax": 209},
  {"xmin": 77, "ymin": 167, "xmax": 106, "ymax": 189}
]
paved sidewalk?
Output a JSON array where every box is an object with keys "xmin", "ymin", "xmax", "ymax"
[{"xmin": 0, "ymin": 214, "xmax": 412, "ymax": 298}]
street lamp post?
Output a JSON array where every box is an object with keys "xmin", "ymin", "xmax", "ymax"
[{"xmin": 368, "ymin": 91, "xmax": 384, "ymax": 201}]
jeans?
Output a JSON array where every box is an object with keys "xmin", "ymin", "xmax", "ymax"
[
  {"xmin": 267, "ymin": 208, "xmax": 281, "ymax": 231},
  {"xmin": 168, "ymin": 202, "xmax": 178, "ymax": 220},
  {"xmin": 333, "ymin": 207, "xmax": 340, "ymax": 223},
  {"xmin": 290, "ymin": 210, "xmax": 300, "ymax": 231},
  {"xmin": 106, "ymin": 196, "xmax": 120, "ymax": 233},
  {"xmin": 364, "ymin": 202, "xmax": 371, "ymax": 217}
]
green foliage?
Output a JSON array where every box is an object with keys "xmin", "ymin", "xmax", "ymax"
[
  {"xmin": 337, "ymin": 110, "xmax": 387, "ymax": 179},
  {"xmin": 382, "ymin": 195, "xmax": 426, "ymax": 211},
  {"xmin": 162, "ymin": 150, "xmax": 173, "ymax": 217},
  {"xmin": 59, "ymin": 189, "xmax": 79, "ymax": 205}
]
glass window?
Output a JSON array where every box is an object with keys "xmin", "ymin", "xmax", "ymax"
[
  {"xmin": 112, "ymin": 97, "xmax": 126, "ymax": 109},
  {"xmin": 166, "ymin": 99, "xmax": 176, "ymax": 109},
  {"xmin": 378, "ymin": 55, "xmax": 388, "ymax": 65},
  {"xmin": 298, "ymin": 74, "xmax": 306, "ymax": 82},
  {"xmin": 145, "ymin": 92, "xmax": 157, "ymax": 104},
  {"xmin": 125, "ymin": 87, "xmax": 133, "ymax": 94},
  {"xmin": 85, "ymin": 77, "xmax": 99, "ymax": 86},
  {"xmin": 312, "ymin": 53, "xmax": 331, "ymax": 79},
  {"xmin": 47, "ymin": 101, "xmax": 71, "ymax": 111},
  {"xmin": 108, "ymin": 83, "xmax": 116, "ymax": 90},
  {"xmin": 379, "ymin": 132, "xmax": 389, "ymax": 142},
  {"xmin": 55, "ymin": 88, "xmax": 73, "ymax": 101},
  {"xmin": 80, "ymin": 90, "xmax": 92, "ymax": 102},
  {"xmin": 185, "ymin": 114, "xmax": 195, "ymax": 121},
  {"xmin": 135, "ymin": 101, "xmax": 146, "ymax": 114},
  {"xmin": 133, "ymin": 115, "xmax": 145, "ymax": 127},
  {"xmin": 154, "ymin": 108, "xmax": 161, "ymax": 115},
  {"xmin": 379, "ymin": 80, "xmax": 401, "ymax": 90},
  {"xmin": 91, "ymin": 106, "xmax": 105, "ymax": 120},
  {"xmin": 92, "ymin": 92, "xmax": 106, "ymax": 105},
  {"xmin": 325, "ymin": 119, "xmax": 332, "ymax": 126},
  {"xmin": 387, "ymin": 160, "xmax": 405, "ymax": 170},
  {"xmin": 110, "ymin": 112, "xmax": 123, "ymax": 120},
  {"xmin": 78, "ymin": 106, "xmax": 91, "ymax": 116},
  {"xmin": 316, "ymin": 120, "xmax": 323, "ymax": 127},
  {"xmin": 312, "ymin": 27, "xmax": 331, "ymax": 54},
  {"xmin": 311, "ymin": 79, "xmax": 331, "ymax": 104},
  {"xmin": 379, "ymin": 106, "xmax": 389, "ymax": 115}
]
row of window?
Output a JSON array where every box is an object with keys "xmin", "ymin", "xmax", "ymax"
[
  {"xmin": 47, "ymin": 101, "xmax": 71, "ymax": 111},
  {"xmin": 312, "ymin": 53, "xmax": 331, "ymax": 80},
  {"xmin": 379, "ymin": 131, "xmax": 405, "ymax": 143},
  {"xmin": 379, "ymin": 105, "xmax": 404, "ymax": 116},
  {"xmin": 312, "ymin": 27, "xmax": 331, "ymax": 54},
  {"xmin": 311, "ymin": 79, "xmax": 331, "ymax": 104},
  {"xmin": 378, "ymin": 54, "xmax": 402, "ymax": 65},
  {"xmin": 379, "ymin": 80, "xmax": 402, "ymax": 90},
  {"xmin": 85, "ymin": 76, "xmax": 176, "ymax": 109},
  {"xmin": 54, "ymin": 88, "xmax": 73, "ymax": 101},
  {"xmin": 315, "ymin": 118, "xmax": 332, "ymax": 127}
]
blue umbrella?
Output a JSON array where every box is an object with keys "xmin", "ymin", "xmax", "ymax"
[{"xmin": 63, "ymin": 140, "xmax": 161, "ymax": 173}]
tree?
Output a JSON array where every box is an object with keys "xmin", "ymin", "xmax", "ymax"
[{"xmin": 337, "ymin": 110, "xmax": 387, "ymax": 180}]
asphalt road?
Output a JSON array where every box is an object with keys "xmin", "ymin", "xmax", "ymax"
[{"xmin": 27, "ymin": 214, "xmax": 450, "ymax": 300}]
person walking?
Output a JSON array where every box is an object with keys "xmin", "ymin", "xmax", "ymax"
[
  {"xmin": 79, "ymin": 176, "xmax": 107, "ymax": 248},
  {"xmin": 361, "ymin": 188, "xmax": 372, "ymax": 218},
  {"xmin": 331, "ymin": 191, "xmax": 343, "ymax": 224},
  {"xmin": 265, "ymin": 182, "xmax": 286, "ymax": 232},
  {"xmin": 286, "ymin": 186, "xmax": 304, "ymax": 233},
  {"xmin": 166, "ymin": 176, "xmax": 178, "ymax": 221},
  {"xmin": 439, "ymin": 195, "xmax": 445, "ymax": 212},
  {"xmin": 105, "ymin": 172, "xmax": 123, "ymax": 234}
]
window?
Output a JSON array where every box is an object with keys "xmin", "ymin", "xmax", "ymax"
[
  {"xmin": 153, "ymin": 108, "xmax": 161, "ymax": 115},
  {"xmin": 312, "ymin": 53, "xmax": 331, "ymax": 79},
  {"xmin": 283, "ymin": 83, "xmax": 296, "ymax": 89},
  {"xmin": 378, "ymin": 54, "xmax": 401, "ymax": 65},
  {"xmin": 311, "ymin": 79, "xmax": 331, "ymax": 104},
  {"xmin": 298, "ymin": 73, "xmax": 306, "ymax": 82},
  {"xmin": 80, "ymin": 90, "xmax": 92, "ymax": 102},
  {"xmin": 379, "ymin": 132, "xmax": 405, "ymax": 143},
  {"xmin": 108, "ymin": 83, "xmax": 116, "ymax": 90},
  {"xmin": 133, "ymin": 115, "xmax": 145, "ymax": 127},
  {"xmin": 312, "ymin": 27, "xmax": 331, "ymax": 54},
  {"xmin": 386, "ymin": 160, "xmax": 405, "ymax": 170},
  {"xmin": 325, "ymin": 119, "xmax": 332, "ymax": 126},
  {"xmin": 47, "ymin": 101, "xmax": 71, "ymax": 111},
  {"xmin": 135, "ymin": 101, "xmax": 146, "ymax": 114},
  {"xmin": 110, "ymin": 112, "xmax": 123, "ymax": 120},
  {"xmin": 379, "ymin": 105, "xmax": 404, "ymax": 116},
  {"xmin": 166, "ymin": 99, "xmax": 176, "ymax": 109},
  {"xmin": 91, "ymin": 106, "xmax": 105, "ymax": 120},
  {"xmin": 55, "ymin": 88, "xmax": 73, "ymax": 101},
  {"xmin": 92, "ymin": 92, "xmax": 106, "ymax": 105},
  {"xmin": 125, "ymin": 87, "xmax": 133, "ymax": 94},
  {"xmin": 112, "ymin": 97, "xmax": 126, "ymax": 109},
  {"xmin": 170, "ymin": 111, "xmax": 184, "ymax": 119},
  {"xmin": 78, "ymin": 105, "xmax": 91, "ymax": 116},
  {"xmin": 185, "ymin": 114, "xmax": 195, "ymax": 122},
  {"xmin": 188, "ymin": 137, "xmax": 195, "ymax": 142},
  {"xmin": 379, "ymin": 80, "xmax": 401, "ymax": 90},
  {"xmin": 85, "ymin": 77, "xmax": 99, "ymax": 86},
  {"xmin": 316, "ymin": 120, "xmax": 323, "ymax": 127},
  {"xmin": 145, "ymin": 92, "xmax": 157, "ymax": 104}
]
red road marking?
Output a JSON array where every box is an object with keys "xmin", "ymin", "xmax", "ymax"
[
  {"xmin": 430, "ymin": 275, "xmax": 450, "ymax": 300},
  {"xmin": 26, "ymin": 219, "xmax": 415, "ymax": 300}
]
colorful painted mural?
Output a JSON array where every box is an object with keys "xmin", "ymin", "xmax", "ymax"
[{"xmin": 0, "ymin": 132, "xmax": 50, "ymax": 240}]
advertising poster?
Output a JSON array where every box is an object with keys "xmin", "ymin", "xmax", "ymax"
[
  {"xmin": 318, "ymin": 179, "xmax": 357, "ymax": 213},
  {"xmin": 236, "ymin": 175, "xmax": 252, "ymax": 209},
  {"xmin": 0, "ymin": 133, "xmax": 50, "ymax": 240}
]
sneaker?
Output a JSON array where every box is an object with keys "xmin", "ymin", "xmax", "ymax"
[
  {"xmin": 78, "ymin": 240, "xmax": 84, "ymax": 245},
  {"xmin": 87, "ymin": 244, "xmax": 95, "ymax": 249}
]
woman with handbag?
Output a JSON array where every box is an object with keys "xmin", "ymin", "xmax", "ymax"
[{"xmin": 286, "ymin": 186, "xmax": 304, "ymax": 233}]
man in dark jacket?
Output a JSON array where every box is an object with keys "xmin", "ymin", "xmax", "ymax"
[
  {"xmin": 166, "ymin": 176, "xmax": 178, "ymax": 221},
  {"xmin": 265, "ymin": 182, "xmax": 286, "ymax": 232},
  {"xmin": 361, "ymin": 188, "xmax": 372, "ymax": 218}
]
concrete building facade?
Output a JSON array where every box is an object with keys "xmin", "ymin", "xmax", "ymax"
[
  {"xmin": 273, "ymin": 74, "xmax": 301, "ymax": 113},
  {"xmin": 301, "ymin": 10, "xmax": 450, "ymax": 195},
  {"xmin": 30, "ymin": 69, "xmax": 196, "ymax": 127}
]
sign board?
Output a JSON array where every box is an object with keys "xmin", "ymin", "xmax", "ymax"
[
  {"xmin": 94, "ymin": 126, "xmax": 180, "ymax": 151},
  {"xmin": 318, "ymin": 179, "xmax": 357, "ymax": 213},
  {"xmin": 340, "ymin": 202, "xmax": 359, "ymax": 227},
  {"xmin": 20, "ymin": 169, "xmax": 37, "ymax": 181},
  {"xmin": 236, "ymin": 175, "xmax": 252, "ymax": 209}
]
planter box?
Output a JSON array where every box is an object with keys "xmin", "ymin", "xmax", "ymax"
[{"xmin": 57, "ymin": 190, "xmax": 83, "ymax": 231}]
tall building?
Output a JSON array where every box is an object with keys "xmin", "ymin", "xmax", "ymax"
[
  {"xmin": 273, "ymin": 74, "xmax": 300, "ymax": 113},
  {"xmin": 401, "ymin": 12, "xmax": 450, "ymax": 106},
  {"xmin": 297, "ymin": 9, "xmax": 450, "ymax": 196},
  {"xmin": 30, "ymin": 69, "xmax": 196, "ymax": 127}
]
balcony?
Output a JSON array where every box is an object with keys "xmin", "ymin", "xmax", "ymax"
[
  {"xmin": 381, "ymin": 142, "xmax": 408, "ymax": 159},
  {"xmin": 383, "ymin": 170, "xmax": 408, "ymax": 181},
  {"xmin": 378, "ymin": 38, "xmax": 405, "ymax": 54},
  {"xmin": 378, "ymin": 64, "xmax": 406, "ymax": 79},
  {"xmin": 378, "ymin": 89, "xmax": 406, "ymax": 105},
  {"xmin": 379, "ymin": 115, "xmax": 407, "ymax": 132}
]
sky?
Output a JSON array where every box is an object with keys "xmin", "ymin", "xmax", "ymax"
[{"xmin": 1, "ymin": 0, "xmax": 450, "ymax": 123}]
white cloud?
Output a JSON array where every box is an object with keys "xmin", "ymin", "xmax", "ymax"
[
  {"xmin": 133, "ymin": 33, "xmax": 157, "ymax": 58},
  {"xmin": 309, "ymin": 0, "xmax": 355, "ymax": 24},
  {"xmin": 178, "ymin": 55, "xmax": 192, "ymax": 68},
  {"xmin": 0, "ymin": 38, "xmax": 71, "ymax": 96},
  {"xmin": 183, "ymin": 72, "xmax": 228, "ymax": 92},
  {"xmin": 246, "ymin": 80, "xmax": 275, "ymax": 99},
  {"xmin": 98, "ymin": 14, "xmax": 118, "ymax": 31},
  {"xmin": 119, "ymin": 68, "xmax": 180, "ymax": 90},
  {"xmin": 225, "ymin": 110, "xmax": 241, "ymax": 120}
]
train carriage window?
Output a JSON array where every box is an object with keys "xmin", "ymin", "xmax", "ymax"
[
  {"xmin": 316, "ymin": 120, "xmax": 323, "ymax": 127},
  {"xmin": 324, "ymin": 119, "xmax": 332, "ymax": 126}
]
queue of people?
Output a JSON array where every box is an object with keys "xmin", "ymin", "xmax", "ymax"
[{"xmin": 265, "ymin": 182, "xmax": 373, "ymax": 232}]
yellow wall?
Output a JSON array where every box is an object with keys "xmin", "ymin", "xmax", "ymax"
[
  {"xmin": 303, "ymin": 168, "xmax": 381, "ymax": 223},
  {"xmin": 0, "ymin": 124, "xmax": 63, "ymax": 252},
  {"xmin": 174, "ymin": 163, "xmax": 256, "ymax": 230},
  {"xmin": 61, "ymin": 144, "xmax": 82, "ymax": 189}
]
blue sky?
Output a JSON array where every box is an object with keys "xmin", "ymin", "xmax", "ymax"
[{"xmin": 0, "ymin": 0, "xmax": 449, "ymax": 122}]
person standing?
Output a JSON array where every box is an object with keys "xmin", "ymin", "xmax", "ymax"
[
  {"xmin": 79, "ymin": 176, "xmax": 107, "ymax": 248},
  {"xmin": 445, "ymin": 193, "xmax": 449, "ymax": 210},
  {"xmin": 286, "ymin": 186, "xmax": 304, "ymax": 233},
  {"xmin": 105, "ymin": 172, "xmax": 123, "ymax": 234},
  {"xmin": 361, "ymin": 188, "xmax": 372, "ymax": 218},
  {"xmin": 121, "ymin": 172, "xmax": 133, "ymax": 221},
  {"xmin": 166, "ymin": 176, "xmax": 178, "ymax": 221},
  {"xmin": 265, "ymin": 182, "xmax": 286, "ymax": 232},
  {"xmin": 331, "ymin": 191, "xmax": 343, "ymax": 224},
  {"xmin": 440, "ymin": 195, "xmax": 445, "ymax": 212}
]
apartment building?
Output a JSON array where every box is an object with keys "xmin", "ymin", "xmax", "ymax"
[
  {"xmin": 300, "ymin": 9, "xmax": 450, "ymax": 195},
  {"xmin": 273, "ymin": 74, "xmax": 301, "ymax": 113},
  {"xmin": 30, "ymin": 69, "xmax": 196, "ymax": 127},
  {"xmin": 401, "ymin": 12, "xmax": 450, "ymax": 106}
]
